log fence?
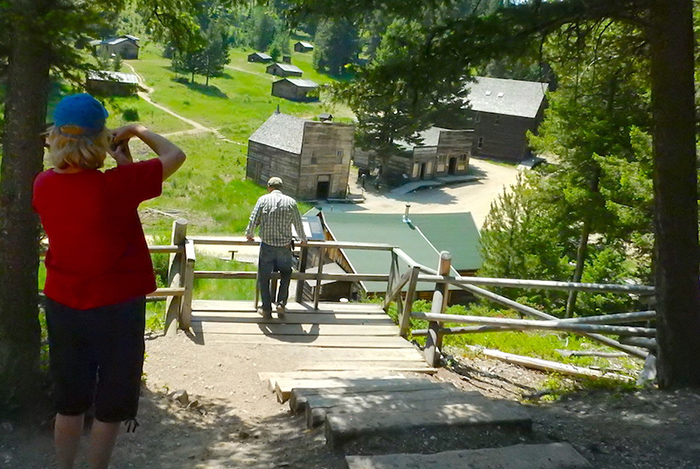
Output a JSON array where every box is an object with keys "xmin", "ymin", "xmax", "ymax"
[{"xmin": 146, "ymin": 219, "xmax": 657, "ymax": 371}]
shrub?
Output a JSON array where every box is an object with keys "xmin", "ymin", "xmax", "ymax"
[{"xmin": 122, "ymin": 108, "xmax": 140, "ymax": 122}]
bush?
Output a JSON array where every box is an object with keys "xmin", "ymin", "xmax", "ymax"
[{"xmin": 122, "ymin": 108, "xmax": 140, "ymax": 122}]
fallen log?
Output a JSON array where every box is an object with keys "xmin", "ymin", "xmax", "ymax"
[{"xmin": 467, "ymin": 346, "xmax": 635, "ymax": 382}]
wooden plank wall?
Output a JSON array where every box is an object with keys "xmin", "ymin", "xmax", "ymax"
[
  {"xmin": 472, "ymin": 113, "xmax": 536, "ymax": 161},
  {"xmin": 298, "ymin": 121, "xmax": 355, "ymax": 199}
]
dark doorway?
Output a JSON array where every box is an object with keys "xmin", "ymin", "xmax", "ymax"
[
  {"xmin": 419, "ymin": 162, "xmax": 426, "ymax": 180},
  {"xmin": 448, "ymin": 157, "xmax": 457, "ymax": 175},
  {"xmin": 316, "ymin": 175, "xmax": 330, "ymax": 199}
]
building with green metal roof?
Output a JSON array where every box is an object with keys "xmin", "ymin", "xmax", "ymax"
[{"xmin": 313, "ymin": 210, "xmax": 481, "ymax": 295}]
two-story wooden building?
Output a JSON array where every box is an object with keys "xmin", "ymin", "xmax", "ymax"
[
  {"xmin": 246, "ymin": 112, "xmax": 354, "ymax": 200},
  {"xmin": 464, "ymin": 76, "xmax": 548, "ymax": 162}
]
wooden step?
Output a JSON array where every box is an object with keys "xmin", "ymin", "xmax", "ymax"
[
  {"xmin": 305, "ymin": 387, "xmax": 482, "ymax": 428},
  {"xmin": 273, "ymin": 376, "xmax": 413, "ymax": 404},
  {"xmin": 325, "ymin": 395, "xmax": 532, "ymax": 450},
  {"xmin": 288, "ymin": 378, "xmax": 445, "ymax": 413},
  {"xmin": 191, "ymin": 311, "xmax": 396, "ymax": 325},
  {"xmin": 345, "ymin": 443, "xmax": 592, "ymax": 469},
  {"xmin": 200, "ymin": 334, "xmax": 415, "ymax": 348},
  {"xmin": 191, "ymin": 321, "xmax": 400, "ymax": 336}
]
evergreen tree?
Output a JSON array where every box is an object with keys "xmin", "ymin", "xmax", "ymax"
[
  {"xmin": 286, "ymin": 0, "xmax": 700, "ymax": 388},
  {"xmin": 313, "ymin": 18, "xmax": 359, "ymax": 76}
]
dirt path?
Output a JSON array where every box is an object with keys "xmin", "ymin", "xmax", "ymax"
[{"xmin": 123, "ymin": 63, "xmax": 243, "ymax": 145}]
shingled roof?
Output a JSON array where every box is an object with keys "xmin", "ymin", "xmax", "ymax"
[
  {"xmin": 465, "ymin": 76, "xmax": 548, "ymax": 119},
  {"xmin": 249, "ymin": 112, "xmax": 307, "ymax": 155}
]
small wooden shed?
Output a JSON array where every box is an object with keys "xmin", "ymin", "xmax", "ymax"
[
  {"xmin": 266, "ymin": 63, "xmax": 303, "ymax": 77},
  {"xmin": 86, "ymin": 70, "xmax": 139, "ymax": 96},
  {"xmin": 92, "ymin": 35, "xmax": 140, "ymax": 59},
  {"xmin": 294, "ymin": 41, "xmax": 314, "ymax": 53},
  {"xmin": 272, "ymin": 78, "xmax": 319, "ymax": 102},
  {"xmin": 248, "ymin": 52, "xmax": 273, "ymax": 63}
]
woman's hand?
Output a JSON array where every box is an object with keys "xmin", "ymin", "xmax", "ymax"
[{"xmin": 108, "ymin": 140, "xmax": 134, "ymax": 166}]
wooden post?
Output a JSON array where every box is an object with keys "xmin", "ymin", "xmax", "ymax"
[
  {"xmin": 313, "ymin": 246, "xmax": 325, "ymax": 311},
  {"xmin": 164, "ymin": 218, "xmax": 187, "ymax": 336},
  {"xmin": 424, "ymin": 251, "xmax": 451, "ymax": 367},
  {"xmin": 180, "ymin": 238, "xmax": 196, "ymax": 330},
  {"xmin": 295, "ymin": 244, "xmax": 309, "ymax": 302},
  {"xmin": 399, "ymin": 265, "xmax": 420, "ymax": 337}
]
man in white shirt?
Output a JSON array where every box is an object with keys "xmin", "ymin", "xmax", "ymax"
[{"xmin": 245, "ymin": 177, "xmax": 307, "ymax": 318}]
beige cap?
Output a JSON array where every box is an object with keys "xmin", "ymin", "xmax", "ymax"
[{"xmin": 267, "ymin": 177, "xmax": 283, "ymax": 188}]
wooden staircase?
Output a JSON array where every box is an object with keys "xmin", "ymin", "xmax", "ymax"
[{"xmin": 192, "ymin": 299, "xmax": 592, "ymax": 468}]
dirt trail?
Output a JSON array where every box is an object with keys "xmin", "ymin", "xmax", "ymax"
[{"xmin": 123, "ymin": 62, "xmax": 243, "ymax": 145}]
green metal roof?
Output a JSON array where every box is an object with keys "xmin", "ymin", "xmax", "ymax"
[{"xmin": 315, "ymin": 211, "xmax": 481, "ymax": 292}]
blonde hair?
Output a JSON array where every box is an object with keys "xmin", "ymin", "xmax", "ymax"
[{"xmin": 46, "ymin": 125, "xmax": 111, "ymax": 170}]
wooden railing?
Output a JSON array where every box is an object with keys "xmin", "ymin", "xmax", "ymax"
[
  {"xmin": 156, "ymin": 219, "xmax": 658, "ymax": 372},
  {"xmin": 384, "ymin": 251, "xmax": 656, "ymax": 366}
]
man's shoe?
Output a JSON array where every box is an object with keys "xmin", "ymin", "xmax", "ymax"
[
  {"xmin": 276, "ymin": 303, "xmax": 286, "ymax": 316},
  {"xmin": 258, "ymin": 307, "xmax": 272, "ymax": 320}
]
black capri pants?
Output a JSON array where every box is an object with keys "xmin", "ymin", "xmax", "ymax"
[{"xmin": 45, "ymin": 296, "xmax": 146, "ymax": 423}]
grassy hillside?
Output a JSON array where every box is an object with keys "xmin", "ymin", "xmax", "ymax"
[{"xmin": 111, "ymin": 43, "xmax": 339, "ymax": 237}]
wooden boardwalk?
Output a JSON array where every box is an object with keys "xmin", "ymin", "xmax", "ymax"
[
  {"xmin": 190, "ymin": 299, "xmax": 591, "ymax": 468},
  {"xmin": 190, "ymin": 299, "xmax": 434, "ymax": 374}
]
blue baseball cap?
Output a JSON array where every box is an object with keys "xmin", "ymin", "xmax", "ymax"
[{"xmin": 53, "ymin": 93, "xmax": 108, "ymax": 136}]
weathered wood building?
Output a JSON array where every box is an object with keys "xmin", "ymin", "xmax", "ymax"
[
  {"xmin": 248, "ymin": 52, "xmax": 272, "ymax": 63},
  {"xmin": 294, "ymin": 41, "xmax": 314, "ymax": 53},
  {"xmin": 86, "ymin": 70, "xmax": 139, "ymax": 96},
  {"xmin": 271, "ymin": 78, "xmax": 319, "ymax": 102},
  {"xmin": 266, "ymin": 63, "xmax": 303, "ymax": 77},
  {"xmin": 464, "ymin": 76, "xmax": 548, "ymax": 162},
  {"xmin": 90, "ymin": 35, "xmax": 140, "ymax": 59},
  {"xmin": 246, "ymin": 112, "xmax": 355, "ymax": 200},
  {"xmin": 355, "ymin": 127, "xmax": 473, "ymax": 186}
]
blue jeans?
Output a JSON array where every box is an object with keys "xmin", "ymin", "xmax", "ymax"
[{"xmin": 258, "ymin": 243, "xmax": 293, "ymax": 312}]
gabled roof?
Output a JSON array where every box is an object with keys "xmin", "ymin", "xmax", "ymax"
[
  {"xmin": 87, "ymin": 70, "xmax": 139, "ymax": 84},
  {"xmin": 296, "ymin": 41, "xmax": 314, "ymax": 48},
  {"xmin": 315, "ymin": 211, "xmax": 482, "ymax": 292},
  {"xmin": 249, "ymin": 52, "xmax": 272, "ymax": 60},
  {"xmin": 464, "ymin": 76, "xmax": 548, "ymax": 119},
  {"xmin": 278, "ymin": 78, "xmax": 319, "ymax": 89},
  {"xmin": 396, "ymin": 126, "xmax": 449, "ymax": 150},
  {"xmin": 122, "ymin": 34, "xmax": 140, "ymax": 42},
  {"xmin": 269, "ymin": 63, "xmax": 303, "ymax": 73},
  {"xmin": 106, "ymin": 36, "xmax": 138, "ymax": 46},
  {"xmin": 249, "ymin": 112, "xmax": 306, "ymax": 155}
]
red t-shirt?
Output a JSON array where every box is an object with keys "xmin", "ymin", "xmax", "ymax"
[{"xmin": 33, "ymin": 159, "xmax": 163, "ymax": 310}]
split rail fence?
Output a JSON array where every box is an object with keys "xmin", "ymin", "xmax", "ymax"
[{"xmin": 152, "ymin": 218, "xmax": 657, "ymax": 368}]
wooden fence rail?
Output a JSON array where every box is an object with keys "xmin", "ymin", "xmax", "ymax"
[{"xmin": 154, "ymin": 219, "xmax": 657, "ymax": 371}]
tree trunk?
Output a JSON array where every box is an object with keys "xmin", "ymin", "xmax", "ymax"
[
  {"xmin": 0, "ymin": 0, "xmax": 53, "ymax": 414},
  {"xmin": 650, "ymin": 0, "xmax": 700, "ymax": 387}
]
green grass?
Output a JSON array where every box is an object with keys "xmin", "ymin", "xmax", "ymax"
[
  {"xmin": 193, "ymin": 256, "xmax": 257, "ymax": 300},
  {"xmin": 125, "ymin": 45, "xmax": 354, "ymax": 145}
]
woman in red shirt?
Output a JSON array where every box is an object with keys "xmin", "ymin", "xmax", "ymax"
[{"xmin": 33, "ymin": 93, "xmax": 185, "ymax": 469}]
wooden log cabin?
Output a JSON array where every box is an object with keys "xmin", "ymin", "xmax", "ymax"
[
  {"xmin": 90, "ymin": 35, "xmax": 140, "ymax": 59},
  {"xmin": 246, "ymin": 112, "xmax": 355, "ymax": 201},
  {"xmin": 271, "ymin": 78, "xmax": 319, "ymax": 102},
  {"xmin": 464, "ymin": 76, "xmax": 549, "ymax": 162}
]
